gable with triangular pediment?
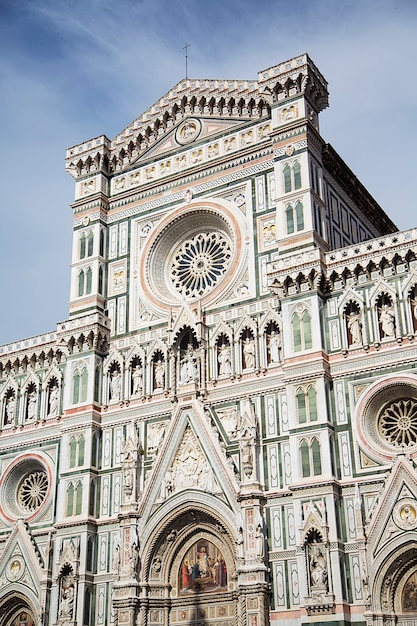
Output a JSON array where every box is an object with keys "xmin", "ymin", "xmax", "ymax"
[
  {"xmin": 366, "ymin": 457, "xmax": 417, "ymax": 559},
  {"xmin": 0, "ymin": 520, "xmax": 45, "ymax": 598},
  {"xmin": 140, "ymin": 402, "xmax": 239, "ymax": 525}
]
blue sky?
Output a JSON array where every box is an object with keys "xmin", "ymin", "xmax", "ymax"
[{"xmin": 1, "ymin": 0, "xmax": 416, "ymax": 345}]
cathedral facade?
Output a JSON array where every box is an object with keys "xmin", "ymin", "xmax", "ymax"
[{"xmin": 1, "ymin": 54, "xmax": 417, "ymax": 626}]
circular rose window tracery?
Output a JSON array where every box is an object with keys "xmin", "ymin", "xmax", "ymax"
[
  {"xmin": 358, "ymin": 379, "xmax": 417, "ymax": 462},
  {"xmin": 139, "ymin": 202, "xmax": 246, "ymax": 312},
  {"xmin": 379, "ymin": 399, "xmax": 417, "ymax": 448},
  {"xmin": 0, "ymin": 455, "xmax": 51, "ymax": 522},
  {"xmin": 18, "ymin": 470, "xmax": 48, "ymax": 512},
  {"xmin": 170, "ymin": 232, "xmax": 232, "ymax": 298}
]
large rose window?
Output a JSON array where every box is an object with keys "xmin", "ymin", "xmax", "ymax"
[
  {"xmin": 18, "ymin": 470, "xmax": 48, "ymax": 512},
  {"xmin": 358, "ymin": 379, "xmax": 417, "ymax": 461},
  {"xmin": 139, "ymin": 202, "xmax": 245, "ymax": 311},
  {"xmin": 170, "ymin": 232, "xmax": 232, "ymax": 298},
  {"xmin": 378, "ymin": 399, "xmax": 417, "ymax": 449},
  {"xmin": 0, "ymin": 455, "xmax": 51, "ymax": 522}
]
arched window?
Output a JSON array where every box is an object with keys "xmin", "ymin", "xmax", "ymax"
[
  {"xmin": 99, "ymin": 230, "xmax": 105, "ymax": 257},
  {"xmin": 86, "ymin": 267, "xmax": 92, "ymax": 294},
  {"xmin": 286, "ymin": 204, "xmax": 294, "ymax": 234},
  {"xmin": 72, "ymin": 372, "xmax": 80, "ymax": 404},
  {"xmin": 285, "ymin": 201, "xmax": 304, "ymax": 235},
  {"xmin": 78, "ymin": 434, "xmax": 85, "ymax": 465},
  {"xmin": 283, "ymin": 161, "xmax": 302, "ymax": 193},
  {"xmin": 295, "ymin": 201, "xmax": 304, "ymax": 230},
  {"xmin": 89, "ymin": 480, "xmax": 96, "ymax": 516},
  {"xmin": 81, "ymin": 369, "xmax": 88, "ymax": 402},
  {"xmin": 311, "ymin": 438, "xmax": 322, "ymax": 475},
  {"xmin": 66, "ymin": 483, "xmax": 74, "ymax": 516},
  {"xmin": 69, "ymin": 436, "xmax": 77, "ymax": 468},
  {"xmin": 300, "ymin": 440, "xmax": 310, "ymax": 478},
  {"xmin": 283, "ymin": 164, "xmax": 292, "ymax": 193},
  {"xmin": 86, "ymin": 536, "xmax": 94, "ymax": 571},
  {"xmin": 300, "ymin": 437, "xmax": 322, "ymax": 477},
  {"xmin": 91, "ymin": 432, "xmax": 98, "ymax": 467},
  {"xmin": 75, "ymin": 481, "xmax": 83, "ymax": 515},
  {"xmin": 73, "ymin": 367, "xmax": 88, "ymax": 404},
  {"xmin": 292, "ymin": 310, "xmax": 312, "ymax": 352},
  {"xmin": 296, "ymin": 388, "xmax": 307, "ymax": 424},
  {"xmin": 87, "ymin": 232, "xmax": 94, "ymax": 257},
  {"xmin": 293, "ymin": 161, "xmax": 302, "ymax": 190},
  {"xmin": 78, "ymin": 270, "xmax": 85, "ymax": 297},
  {"xmin": 98, "ymin": 266, "xmax": 104, "ymax": 294},
  {"xmin": 303, "ymin": 311, "xmax": 312, "ymax": 349},
  {"xmin": 308, "ymin": 386, "xmax": 318, "ymax": 421},
  {"xmin": 79, "ymin": 234, "xmax": 86, "ymax": 259}
]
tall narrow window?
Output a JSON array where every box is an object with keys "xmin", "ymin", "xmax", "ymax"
[
  {"xmin": 66, "ymin": 483, "xmax": 74, "ymax": 516},
  {"xmin": 89, "ymin": 480, "xmax": 96, "ymax": 516},
  {"xmin": 75, "ymin": 482, "xmax": 83, "ymax": 515},
  {"xmin": 312, "ymin": 438, "xmax": 322, "ymax": 475},
  {"xmin": 69, "ymin": 437, "xmax": 77, "ymax": 468},
  {"xmin": 81, "ymin": 369, "xmax": 88, "ymax": 402},
  {"xmin": 293, "ymin": 161, "xmax": 301, "ymax": 190},
  {"xmin": 87, "ymin": 232, "xmax": 94, "ymax": 256},
  {"xmin": 78, "ymin": 270, "xmax": 85, "ymax": 297},
  {"xmin": 308, "ymin": 386, "xmax": 318, "ymax": 421},
  {"xmin": 78, "ymin": 435, "xmax": 85, "ymax": 466},
  {"xmin": 98, "ymin": 266, "xmax": 103, "ymax": 294},
  {"xmin": 297, "ymin": 389, "xmax": 307, "ymax": 423},
  {"xmin": 301, "ymin": 440, "xmax": 310, "ymax": 478},
  {"xmin": 73, "ymin": 372, "xmax": 80, "ymax": 404},
  {"xmin": 286, "ymin": 204, "xmax": 294, "ymax": 234},
  {"xmin": 292, "ymin": 310, "xmax": 312, "ymax": 352},
  {"xmin": 283, "ymin": 164, "xmax": 292, "ymax": 193},
  {"xmin": 303, "ymin": 311, "xmax": 312, "ymax": 349},
  {"xmin": 295, "ymin": 201, "xmax": 304, "ymax": 231},
  {"xmin": 100, "ymin": 230, "xmax": 105, "ymax": 257},
  {"xmin": 79, "ymin": 234, "xmax": 86, "ymax": 259},
  {"xmin": 86, "ymin": 267, "xmax": 92, "ymax": 294},
  {"xmin": 293, "ymin": 314, "xmax": 302, "ymax": 352}
]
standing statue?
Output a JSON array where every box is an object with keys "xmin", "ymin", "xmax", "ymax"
[
  {"xmin": 48, "ymin": 386, "xmax": 59, "ymax": 416},
  {"xmin": 347, "ymin": 311, "xmax": 362, "ymax": 345},
  {"xmin": 268, "ymin": 330, "xmax": 281, "ymax": 363},
  {"xmin": 155, "ymin": 360, "xmax": 165, "ymax": 389},
  {"xmin": 5, "ymin": 397, "xmax": 15, "ymax": 424},
  {"xmin": 131, "ymin": 365, "xmax": 143, "ymax": 395},
  {"xmin": 243, "ymin": 338, "xmax": 255, "ymax": 369},
  {"xmin": 310, "ymin": 549, "xmax": 328, "ymax": 588},
  {"xmin": 110, "ymin": 370, "xmax": 121, "ymax": 400},
  {"xmin": 179, "ymin": 344, "xmax": 198, "ymax": 384},
  {"xmin": 27, "ymin": 391, "xmax": 37, "ymax": 421},
  {"xmin": 59, "ymin": 581, "xmax": 75, "ymax": 617},
  {"xmin": 380, "ymin": 303, "xmax": 396, "ymax": 337},
  {"xmin": 130, "ymin": 542, "xmax": 140, "ymax": 578},
  {"xmin": 218, "ymin": 343, "xmax": 232, "ymax": 376}
]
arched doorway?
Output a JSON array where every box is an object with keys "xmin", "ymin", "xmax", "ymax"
[
  {"xmin": 142, "ymin": 507, "xmax": 237, "ymax": 626},
  {"xmin": 0, "ymin": 594, "xmax": 37, "ymax": 626},
  {"xmin": 371, "ymin": 543, "xmax": 417, "ymax": 626}
]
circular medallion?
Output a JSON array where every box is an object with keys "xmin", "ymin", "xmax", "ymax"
[
  {"xmin": 176, "ymin": 119, "xmax": 201, "ymax": 145},
  {"xmin": 6, "ymin": 557, "xmax": 24, "ymax": 582},
  {"xmin": 394, "ymin": 500, "xmax": 417, "ymax": 530}
]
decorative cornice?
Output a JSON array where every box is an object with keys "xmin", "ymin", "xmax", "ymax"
[{"xmin": 65, "ymin": 53, "xmax": 328, "ymax": 181}]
